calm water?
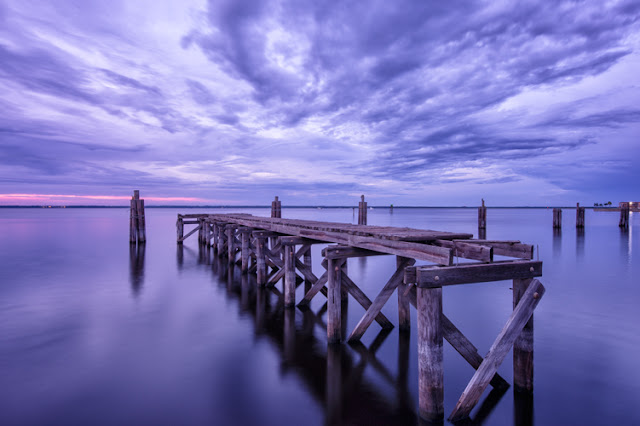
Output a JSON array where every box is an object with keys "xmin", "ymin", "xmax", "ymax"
[{"xmin": 0, "ymin": 207, "xmax": 638, "ymax": 426}]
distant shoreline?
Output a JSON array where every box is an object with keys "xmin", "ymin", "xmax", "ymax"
[{"xmin": 0, "ymin": 205, "xmax": 618, "ymax": 210}]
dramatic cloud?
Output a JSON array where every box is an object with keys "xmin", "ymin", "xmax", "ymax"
[{"xmin": 1, "ymin": 0, "xmax": 639, "ymax": 205}]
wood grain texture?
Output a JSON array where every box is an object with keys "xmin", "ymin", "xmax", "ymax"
[
  {"xmin": 417, "ymin": 260, "xmax": 542, "ymax": 288},
  {"xmin": 417, "ymin": 286, "xmax": 444, "ymax": 422}
]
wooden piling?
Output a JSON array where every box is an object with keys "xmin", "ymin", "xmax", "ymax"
[
  {"xmin": 513, "ymin": 278, "xmax": 534, "ymax": 391},
  {"xmin": 576, "ymin": 203, "xmax": 585, "ymax": 228},
  {"xmin": 176, "ymin": 215, "xmax": 184, "ymax": 244},
  {"xmin": 255, "ymin": 236, "xmax": 267, "ymax": 286},
  {"xmin": 241, "ymin": 228, "xmax": 250, "ymax": 274},
  {"xmin": 271, "ymin": 196, "xmax": 282, "ymax": 218},
  {"xmin": 478, "ymin": 199, "xmax": 487, "ymax": 230},
  {"xmin": 417, "ymin": 286, "xmax": 444, "ymax": 422},
  {"xmin": 303, "ymin": 245, "xmax": 312, "ymax": 293},
  {"xmin": 553, "ymin": 208, "xmax": 562, "ymax": 229},
  {"xmin": 130, "ymin": 198, "xmax": 138, "ymax": 244},
  {"xmin": 136, "ymin": 198, "xmax": 146, "ymax": 243},
  {"xmin": 358, "ymin": 195, "xmax": 367, "ymax": 225},
  {"xmin": 619, "ymin": 202, "xmax": 629, "ymax": 229},
  {"xmin": 227, "ymin": 226, "xmax": 235, "ymax": 264},
  {"xmin": 327, "ymin": 257, "xmax": 342, "ymax": 343},
  {"xmin": 284, "ymin": 243, "xmax": 296, "ymax": 308},
  {"xmin": 130, "ymin": 190, "xmax": 146, "ymax": 244}
]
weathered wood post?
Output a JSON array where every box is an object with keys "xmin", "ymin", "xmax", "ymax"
[
  {"xmin": 130, "ymin": 190, "xmax": 146, "ymax": 244},
  {"xmin": 513, "ymin": 278, "xmax": 534, "ymax": 391},
  {"xmin": 303, "ymin": 245, "xmax": 312, "ymax": 293},
  {"xmin": 198, "ymin": 218, "xmax": 205, "ymax": 245},
  {"xmin": 619, "ymin": 202, "xmax": 630, "ymax": 229},
  {"xmin": 576, "ymin": 203, "xmax": 585, "ymax": 228},
  {"xmin": 553, "ymin": 208, "xmax": 562, "ymax": 229},
  {"xmin": 227, "ymin": 225, "xmax": 236, "ymax": 264},
  {"xmin": 240, "ymin": 227, "xmax": 251, "ymax": 274},
  {"xmin": 478, "ymin": 199, "xmax": 487, "ymax": 230},
  {"xmin": 327, "ymin": 257, "xmax": 343, "ymax": 343},
  {"xmin": 397, "ymin": 256, "xmax": 411, "ymax": 332},
  {"xmin": 271, "ymin": 196, "xmax": 282, "ymax": 218},
  {"xmin": 211, "ymin": 222, "xmax": 218, "ymax": 251},
  {"xmin": 358, "ymin": 195, "xmax": 367, "ymax": 225},
  {"xmin": 176, "ymin": 215, "xmax": 184, "ymax": 244},
  {"xmin": 284, "ymin": 242, "xmax": 297, "ymax": 308},
  {"xmin": 130, "ymin": 197, "xmax": 139, "ymax": 244},
  {"xmin": 326, "ymin": 344, "xmax": 343, "ymax": 424},
  {"xmin": 417, "ymin": 286, "xmax": 444, "ymax": 422},
  {"xmin": 255, "ymin": 235, "xmax": 267, "ymax": 286}
]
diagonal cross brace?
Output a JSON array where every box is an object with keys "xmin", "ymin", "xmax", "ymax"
[
  {"xmin": 348, "ymin": 257, "xmax": 416, "ymax": 342},
  {"xmin": 448, "ymin": 279, "xmax": 545, "ymax": 421}
]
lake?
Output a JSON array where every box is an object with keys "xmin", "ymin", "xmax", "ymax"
[{"xmin": 0, "ymin": 207, "xmax": 638, "ymax": 425}]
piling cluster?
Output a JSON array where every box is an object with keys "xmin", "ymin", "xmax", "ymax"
[{"xmin": 129, "ymin": 190, "xmax": 146, "ymax": 244}]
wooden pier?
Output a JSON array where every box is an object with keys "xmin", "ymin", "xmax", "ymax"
[{"xmin": 175, "ymin": 211, "xmax": 545, "ymax": 422}]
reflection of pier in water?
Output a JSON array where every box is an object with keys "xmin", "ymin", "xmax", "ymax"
[
  {"xmin": 129, "ymin": 244, "xmax": 145, "ymax": 296},
  {"xmin": 177, "ymin": 245, "xmax": 523, "ymax": 425}
]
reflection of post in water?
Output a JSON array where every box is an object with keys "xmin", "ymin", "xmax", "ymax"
[
  {"xmin": 283, "ymin": 308, "xmax": 296, "ymax": 364},
  {"xmin": 198, "ymin": 244, "xmax": 212, "ymax": 266},
  {"xmin": 326, "ymin": 344, "xmax": 343, "ymax": 425},
  {"xmin": 514, "ymin": 388, "xmax": 534, "ymax": 426},
  {"xmin": 620, "ymin": 227, "xmax": 631, "ymax": 264},
  {"xmin": 176, "ymin": 244, "xmax": 184, "ymax": 270},
  {"xmin": 553, "ymin": 228, "xmax": 562, "ymax": 257},
  {"xmin": 129, "ymin": 243, "xmax": 146, "ymax": 296},
  {"xmin": 576, "ymin": 227, "xmax": 585, "ymax": 259}
]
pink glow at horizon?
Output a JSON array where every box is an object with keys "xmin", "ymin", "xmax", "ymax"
[{"xmin": 0, "ymin": 193, "xmax": 208, "ymax": 205}]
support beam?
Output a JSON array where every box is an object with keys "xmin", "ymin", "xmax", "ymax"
[
  {"xmin": 327, "ymin": 258, "xmax": 343, "ymax": 343},
  {"xmin": 417, "ymin": 286, "xmax": 444, "ymax": 422},
  {"xmin": 284, "ymin": 244, "xmax": 296, "ymax": 308},
  {"xmin": 348, "ymin": 257, "xmax": 415, "ymax": 342},
  {"xmin": 256, "ymin": 237, "xmax": 267, "ymax": 287},
  {"xmin": 406, "ymin": 285, "xmax": 509, "ymax": 390},
  {"xmin": 449, "ymin": 279, "xmax": 545, "ymax": 421},
  {"xmin": 241, "ymin": 228, "xmax": 251, "ymax": 273},
  {"xmin": 416, "ymin": 260, "xmax": 542, "ymax": 288},
  {"xmin": 513, "ymin": 278, "xmax": 534, "ymax": 391}
]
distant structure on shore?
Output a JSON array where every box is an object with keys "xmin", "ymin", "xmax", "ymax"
[{"xmin": 619, "ymin": 201, "xmax": 639, "ymax": 211}]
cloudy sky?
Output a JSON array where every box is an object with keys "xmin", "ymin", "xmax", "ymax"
[{"xmin": 1, "ymin": 0, "xmax": 639, "ymax": 206}]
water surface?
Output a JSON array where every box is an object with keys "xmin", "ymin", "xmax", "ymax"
[{"xmin": 0, "ymin": 207, "xmax": 638, "ymax": 425}]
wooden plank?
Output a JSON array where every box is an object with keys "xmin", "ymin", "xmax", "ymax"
[
  {"xmin": 417, "ymin": 260, "xmax": 542, "ymax": 288},
  {"xmin": 348, "ymin": 257, "xmax": 415, "ymax": 342},
  {"xmin": 432, "ymin": 239, "xmax": 492, "ymax": 262},
  {"xmin": 417, "ymin": 286, "xmax": 444, "ymax": 422},
  {"xmin": 458, "ymin": 240, "xmax": 534, "ymax": 260},
  {"xmin": 279, "ymin": 236, "xmax": 324, "ymax": 246},
  {"xmin": 323, "ymin": 245, "xmax": 389, "ymax": 259},
  {"xmin": 449, "ymin": 279, "xmax": 546, "ymax": 421}
]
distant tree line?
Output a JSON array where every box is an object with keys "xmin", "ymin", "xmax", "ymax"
[{"xmin": 593, "ymin": 201, "xmax": 613, "ymax": 207}]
